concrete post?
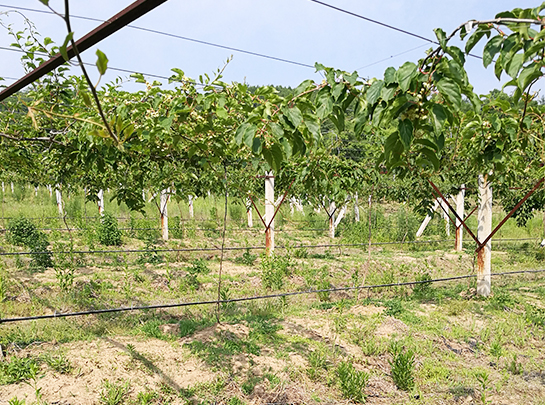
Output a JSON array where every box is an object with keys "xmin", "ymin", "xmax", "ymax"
[
  {"xmin": 160, "ymin": 188, "xmax": 169, "ymax": 241},
  {"xmin": 477, "ymin": 175, "xmax": 492, "ymax": 297},
  {"xmin": 265, "ymin": 172, "xmax": 275, "ymax": 255},
  {"xmin": 455, "ymin": 185, "xmax": 465, "ymax": 251}
]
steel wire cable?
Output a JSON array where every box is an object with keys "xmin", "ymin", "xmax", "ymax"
[
  {"xmin": 1, "ymin": 268, "xmax": 543, "ymax": 324},
  {"xmin": 0, "ymin": 4, "xmax": 314, "ymax": 69}
]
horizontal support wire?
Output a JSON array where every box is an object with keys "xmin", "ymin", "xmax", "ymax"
[
  {"xmin": 0, "ymin": 238, "xmax": 540, "ymax": 256},
  {"xmin": 1, "ymin": 268, "xmax": 543, "ymax": 324}
]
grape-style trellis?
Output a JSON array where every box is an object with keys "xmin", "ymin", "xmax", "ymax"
[{"xmin": 2, "ymin": 1, "xmax": 545, "ymax": 296}]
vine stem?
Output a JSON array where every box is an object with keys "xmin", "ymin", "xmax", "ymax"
[
  {"xmin": 58, "ymin": 0, "xmax": 117, "ymax": 143},
  {"xmin": 216, "ymin": 163, "xmax": 228, "ymax": 323}
]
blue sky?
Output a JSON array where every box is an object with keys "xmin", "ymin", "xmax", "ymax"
[{"xmin": 0, "ymin": 0, "xmax": 542, "ymax": 96}]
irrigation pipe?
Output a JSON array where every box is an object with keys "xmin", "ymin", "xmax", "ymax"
[
  {"xmin": 0, "ymin": 239, "xmax": 457, "ymax": 256},
  {"xmin": 0, "ymin": 269, "xmax": 543, "ymax": 324},
  {"xmin": 0, "ymin": 237, "xmax": 541, "ymax": 257}
]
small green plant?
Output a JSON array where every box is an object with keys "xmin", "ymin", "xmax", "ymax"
[
  {"xmin": 97, "ymin": 213, "xmax": 123, "ymax": 246},
  {"xmin": 6, "ymin": 217, "xmax": 38, "ymax": 246},
  {"xmin": 6, "ymin": 217, "xmax": 53, "ymax": 269},
  {"xmin": 41, "ymin": 352, "xmax": 72, "ymax": 374},
  {"xmin": 136, "ymin": 390, "xmax": 159, "ymax": 405},
  {"xmin": 260, "ymin": 253, "xmax": 290, "ymax": 290},
  {"xmin": 506, "ymin": 354, "xmax": 523, "ymax": 375},
  {"xmin": 489, "ymin": 337, "xmax": 503, "ymax": 361},
  {"xmin": 235, "ymin": 249, "xmax": 257, "ymax": 266},
  {"xmin": 98, "ymin": 380, "xmax": 131, "ymax": 405},
  {"xmin": 8, "ymin": 397, "xmax": 26, "ymax": 405},
  {"xmin": 412, "ymin": 272, "xmax": 433, "ymax": 298},
  {"xmin": 389, "ymin": 342, "xmax": 415, "ymax": 391},
  {"xmin": 475, "ymin": 370, "xmax": 491, "ymax": 405},
  {"xmin": 384, "ymin": 299, "xmax": 405, "ymax": 317},
  {"xmin": 336, "ymin": 361, "xmax": 368, "ymax": 403},
  {"xmin": 0, "ymin": 356, "xmax": 40, "ymax": 384},
  {"xmin": 136, "ymin": 239, "xmax": 164, "ymax": 264}
]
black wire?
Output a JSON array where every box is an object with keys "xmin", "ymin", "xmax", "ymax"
[
  {"xmin": 0, "ymin": 4, "xmax": 315, "ymax": 69},
  {"xmin": 1, "ymin": 268, "xmax": 543, "ymax": 324},
  {"xmin": 306, "ymin": 0, "xmax": 483, "ymax": 61},
  {"xmin": 0, "ymin": 239, "xmax": 456, "ymax": 256},
  {"xmin": 2, "ymin": 237, "xmax": 540, "ymax": 256},
  {"xmin": 0, "ymin": 45, "xmax": 201, "ymax": 87}
]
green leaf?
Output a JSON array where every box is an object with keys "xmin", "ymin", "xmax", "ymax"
[
  {"xmin": 505, "ymin": 53, "xmax": 524, "ymax": 79},
  {"xmin": 465, "ymin": 28, "xmax": 487, "ymax": 54},
  {"xmin": 252, "ymin": 137, "xmax": 262, "ymax": 154},
  {"xmin": 216, "ymin": 106, "xmax": 228, "ymax": 119},
  {"xmin": 518, "ymin": 63, "xmax": 542, "ymax": 92},
  {"xmin": 59, "ymin": 32, "xmax": 74, "ymax": 61},
  {"xmin": 398, "ymin": 119, "xmax": 413, "ymax": 150},
  {"xmin": 436, "ymin": 77, "xmax": 461, "ymax": 109},
  {"xmin": 235, "ymin": 123, "xmax": 252, "ymax": 145},
  {"xmin": 414, "ymin": 138, "xmax": 438, "ymax": 152},
  {"xmin": 396, "ymin": 62, "xmax": 417, "ymax": 92},
  {"xmin": 243, "ymin": 125, "xmax": 257, "ymax": 149},
  {"xmin": 38, "ymin": 0, "xmax": 49, "ymax": 5},
  {"xmin": 430, "ymin": 104, "xmax": 447, "ymax": 133},
  {"xmin": 434, "ymin": 28, "xmax": 447, "ymax": 49},
  {"xmin": 81, "ymin": 91, "xmax": 92, "ymax": 107},
  {"xmin": 367, "ymin": 80, "xmax": 384, "ymax": 106},
  {"xmin": 303, "ymin": 115, "xmax": 320, "ymax": 139},
  {"xmin": 270, "ymin": 143, "xmax": 284, "ymax": 171},
  {"xmin": 316, "ymin": 87, "xmax": 333, "ymax": 119},
  {"xmin": 270, "ymin": 122, "xmax": 284, "ymax": 139},
  {"xmin": 384, "ymin": 67, "xmax": 396, "ymax": 85},
  {"xmin": 284, "ymin": 106, "xmax": 303, "ymax": 127},
  {"xmin": 482, "ymin": 36, "xmax": 503, "ymax": 68},
  {"xmin": 381, "ymin": 85, "xmax": 397, "ymax": 103},
  {"xmin": 419, "ymin": 148, "xmax": 440, "ymax": 170},
  {"xmin": 95, "ymin": 49, "xmax": 108, "ymax": 75}
]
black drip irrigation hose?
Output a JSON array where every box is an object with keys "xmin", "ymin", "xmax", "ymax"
[
  {"xmin": 0, "ymin": 237, "xmax": 540, "ymax": 257},
  {"xmin": 0, "ymin": 269, "xmax": 543, "ymax": 324},
  {"xmin": 0, "ymin": 239, "xmax": 457, "ymax": 256}
]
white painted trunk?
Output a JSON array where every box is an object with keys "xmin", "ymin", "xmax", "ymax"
[
  {"xmin": 477, "ymin": 175, "xmax": 492, "ymax": 296},
  {"xmin": 98, "ymin": 189, "xmax": 105, "ymax": 216},
  {"xmin": 455, "ymin": 185, "xmax": 465, "ymax": 251},
  {"xmin": 160, "ymin": 189, "xmax": 169, "ymax": 241},
  {"xmin": 265, "ymin": 172, "xmax": 275, "ymax": 254},
  {"xmin": 354, "ymin": 193, "xmax": 360, "ymax": 222},
  {"xmin": 55, "ymin": 187, "xmax": 63, "ymax": 215},
  {"xmin": 334, "ymin": 204, "xmax": 347, "ymax": 228},
  {"xmin": 416, "ymin": 200, "xmax": 440, "ymax": 237},
  {"xmin": 328, "ymin": 201, "xmax": 336, "ymax": 239},
  {"xmin": 439, "ymin": 199, "xmax": 450, "ymax": 237},
  {"xmin": 189, "ymin": 195, "xmax": 194, "ymax": 219},
  {"xmin": 10, "ymin": 182, "xmax": 14, "ymax": 194},
  {"xmin": 246, "ymin": 198, "xmax": 253, "ymax": 228}
]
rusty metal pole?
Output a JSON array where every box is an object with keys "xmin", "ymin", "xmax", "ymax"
[
  {"xmin": 477, "ymin": 175, "xmax": 492, "ymax": 296},
  {"xmin": 455, "ymin": 185, "xmax": 465, "ymax": 251},
  {"xmin": 265, "ymin": 172, "xmax": 275, "ymax": 256}
]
